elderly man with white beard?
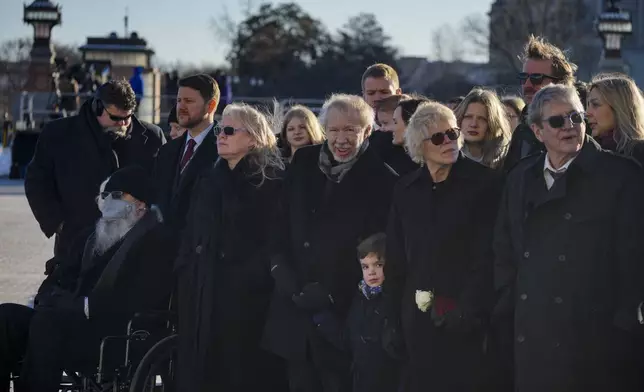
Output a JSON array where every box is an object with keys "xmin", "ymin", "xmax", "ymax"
[{"xmin": 0, "ymin": 166, "xmax": 177, "ymax": 392}]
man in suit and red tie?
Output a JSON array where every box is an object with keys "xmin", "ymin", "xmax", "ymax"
[{"xmin": 153, "ymin": 74, "xmax": 220, "ymax": 234}]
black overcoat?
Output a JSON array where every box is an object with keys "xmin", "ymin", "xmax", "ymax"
[
  {"xmin": 263, "ymin": 143, "xmax": 398, "ymax": 365},
  {"xmin": 175, "ymin": 157, "xmax": 286, "ymax": 392},
  {"xmin": 25, "ymin": 100, "xmax": 165, "ymax": 263},
  {"xmin": 494, "ymin": 136, "xmax": 644, "ymax": 392},
  {"xmin": 386, "ymin": 155, "xmax": 503, "ymax": 392}
]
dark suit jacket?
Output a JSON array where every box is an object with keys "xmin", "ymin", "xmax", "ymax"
[{"xmin": 153, "ymin": 127, "xmax": 219, "ymax": 232}]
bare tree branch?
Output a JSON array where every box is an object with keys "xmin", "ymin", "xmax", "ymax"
[{"xmin": 462, "ymin": 0, "xmax": 592, "ymax": 75}]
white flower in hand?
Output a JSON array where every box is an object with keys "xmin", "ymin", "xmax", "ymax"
[{"xmin": 415, "ymin": 290, "xmax": 434, "ymax": 313}]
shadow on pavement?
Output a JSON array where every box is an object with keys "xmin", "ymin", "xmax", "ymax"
[{"xmin": 0, "ymin": 179, "xmax": 25, "ymax": 195}]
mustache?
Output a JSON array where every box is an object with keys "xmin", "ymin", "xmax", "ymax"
[{"xmin": 93, "ymin": 212, "xmax": 138, "ymax": 255}]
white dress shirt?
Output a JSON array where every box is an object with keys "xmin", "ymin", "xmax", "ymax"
[
  {"xmin": 182, "ymin": 123, "xmax": 214, "ymax": 157},
  {"xmin": 543, "ymin": 153, "xmax": 577, "ymax": 190}
]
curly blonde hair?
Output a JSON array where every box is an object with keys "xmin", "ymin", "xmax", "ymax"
[{"xmin": 405, "ymin": 102, "xmax": 459, "ymax": 164}]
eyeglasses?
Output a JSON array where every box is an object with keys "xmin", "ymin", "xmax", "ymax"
[
  {"xmin": 99, "ymin": 191, "xmax": 124, "ymax": 200},
  {"xmin": 214, "ymin": 125, "xmax": 247, "ymax": 136},
  {"xmin": 543, "ymin": 111, "xmax": 585, "ymax": 128},
  {"xmin": 425, "ymin": 127, "xmax": 460, "ymax": 146},
  {"xmin": 518, "ymin": 72, "xmax": 562, "ymax": 85},
  {"xmin": 104, "ymin": 107, "xmax": 132, "ymax": 122}
]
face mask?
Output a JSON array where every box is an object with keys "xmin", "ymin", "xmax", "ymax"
[{"xmin": 100, "ymin": 196, "xmax": 135, "ymax": 221}]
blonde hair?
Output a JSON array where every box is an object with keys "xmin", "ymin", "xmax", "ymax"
[
  {"xmin": 280, "ymin": 105, "xmax": 326, "ymax": 150},
  {"xmin": 588, "ymin": 74, "xmax": 644, "ymax": 156},
  {"xmin": 521, "ymin": 35, "xmax": 577, "ymax": 86},
  {"xmin": 221, "ymin": 103, "xmax": 285, "ymax": 184},
  {"xmin": 454, "ymin": 88, "xmax": 512, "ymax": 168},
  {"xmin": 405, "ymin": 102, "xmax": 458, "ymax": 164},
  {"xmin": 318, "ymin": 94, "xmax": 375, "ymax": 130}
]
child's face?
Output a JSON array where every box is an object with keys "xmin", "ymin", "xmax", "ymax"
[{"xmin": 361, "ymin": 252, "xmax": 385, "ymax": 287}]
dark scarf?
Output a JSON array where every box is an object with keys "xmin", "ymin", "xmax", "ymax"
[
  {"xmin": 318, "ymin": 139, "xmax": 370, "ymax": 183},
  {"xmin": 359, "ymin": 279, "xmax": 382, "ymax": 300},
  {"xmin": 596, "ymin": 130, "xmax": 619, "ymax": 152}
]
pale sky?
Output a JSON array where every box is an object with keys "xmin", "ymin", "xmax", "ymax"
[{"xmin": 0, "ymin": 0, "xmax": 493, "ymax": 67}]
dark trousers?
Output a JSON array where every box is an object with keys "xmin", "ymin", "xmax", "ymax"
[
  {"xmin": 0, "ymin": 302, "xmax": 102, "ymax": 392},
  {"xmin": 0, "ymin": 304, "xmax": 33, "ymax": 392},
  {"xmin": 21, "ymin": 307, "xmax": 98, "ymax": 392},
  {"xmin": 287, "ymin": 360, "xmax": 351, "ymax": 392}
]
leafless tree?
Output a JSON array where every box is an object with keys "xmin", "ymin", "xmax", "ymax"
[
  {"xmin": 430, "ymin": 25, "xmax": 465, "ymax": 63},
  {"xmin": 462, "ymin": 0, "xmax": 593, "ymax": 73},
  {"xmin": 210, "ymin": 0, "xmax": 257, "ymax": 53}
]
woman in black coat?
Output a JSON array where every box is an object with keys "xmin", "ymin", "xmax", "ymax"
[
  {"xmin": 386, "ymin": 101, "xmax": 503, "ymax": 392},
  {"xmin": 175, "ymin": 103, "xmax": 287, "ymax": 392}
]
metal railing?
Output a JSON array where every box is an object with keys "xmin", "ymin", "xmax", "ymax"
[{"xmin": 13, "ymin": 92, "xmax": 326, "ymax": 130}]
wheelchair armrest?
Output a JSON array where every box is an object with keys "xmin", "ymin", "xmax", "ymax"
[{"xmin": 127, "ymin": 310, "xmax": 177, "ymax": 334}]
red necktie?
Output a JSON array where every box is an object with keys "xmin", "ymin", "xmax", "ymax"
[{"xmin": 180, "ymin": 139, "xmax": 196, "ymax": 172}]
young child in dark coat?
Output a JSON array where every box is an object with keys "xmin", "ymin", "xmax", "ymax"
[{"xmin": 313, "ymin": 233, "xmax": 404, "ymax": 392}]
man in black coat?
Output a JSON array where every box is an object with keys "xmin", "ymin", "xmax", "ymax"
[
  {"xmin": 502, "ymin": 35, "xmax": 576, "ymax": 171},
  {"xmin": 25, "ymin": 79, "xmax": 166, "ymax": 273},
  {"xmin": 0, "ymin": 166, "xmax": 176, "ymax": 392},
  {"xmin": 494, "ymin": 84, "xmax": 644, "ymax": 392},
  {"xmin": 153, "ymin": 74, "xmax": 219, "ymax": 233},
  {"xmin": 263, "ymin": 94, "xmax": 398, "ymax": 392}
]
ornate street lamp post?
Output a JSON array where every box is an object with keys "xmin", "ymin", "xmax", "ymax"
[{"xmin": 596, "ymin": 0, "xmax": 632, "ymax": 74}]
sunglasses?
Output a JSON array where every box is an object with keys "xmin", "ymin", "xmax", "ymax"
[
  {"xmin": 425, "ymin": 127, "xmax": 460, "ymax": 146},
  {"xmin": 99, "ymin": 191, "xmax": 124, "ymax": 200},
  {"xmin": 544, "ymin": 111, "xmax": 585, "ymax": 128},
  {"xmin": 214, "ymin": 125, "xmax": 246, "ymax": 136},
  {"xmin": 518, "ymin": 72, "xmax": 562, "ymax": 85},
  {"xmin": 104, "ymin": 107, "xmax": 133, "ymax": 122}
]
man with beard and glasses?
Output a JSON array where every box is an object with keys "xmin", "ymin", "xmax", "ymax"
[
  {"xmin": 153, "ymin": 74, "xmax": 219, "ymax": 234},
  {"xmin": 25, "ymin": 79, "xmax": 165, "ymax": 273},
  {"xmin": 0, "ymin": 166, "xmax": 176, "ymax": 392},
  {"xmin": 502, "ymin": 35, "xmax": 577, "ymax": 172}
]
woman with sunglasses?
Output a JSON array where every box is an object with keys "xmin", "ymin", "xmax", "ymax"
[
  {"xmin": 279, "ymin": 105, "xmax": 326, "ymax": 163},
  {"xmin": 455, "ymin": 88, "xmax": 512, "ymax": 169},
  {"xmin": 175, "ymin": 103, "xmax": 287, "ymax": 392},
  {"xmin": 586, "ymin": 74, "xmax": 644, "ymax": 166},
  {"xmin": 385, "ymin": 101, "xmax": 503, "ymax": 392}
]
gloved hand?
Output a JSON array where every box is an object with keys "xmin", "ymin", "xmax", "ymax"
[
  {"xmin": 270, "ymin": 262, "xmax": 299, "ymax": 298},
  {"xmin": 432, "ymin": 306, "xmax": 480, "ymax": 332},
  {"xmin": 292, "ymin": 282, "xmax": 334, "ymax": 311}
]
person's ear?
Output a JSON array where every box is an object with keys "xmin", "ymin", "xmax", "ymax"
[
  {"xmin": 207, "ymin": 99, "xmax": 218, "ymax": 114},
  {"xmin": 531, "ymin": 123, "xmax": 544, "ymax": 143}
]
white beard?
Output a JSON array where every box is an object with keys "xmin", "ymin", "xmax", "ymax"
[{"xmin": 93, "ymin": 211, "xmax": 139, "ymax": 255}]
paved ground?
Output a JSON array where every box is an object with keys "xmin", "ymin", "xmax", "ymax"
[{"xmin": 0, "ymin": 178, "xmax": 54, "ymax": 305}]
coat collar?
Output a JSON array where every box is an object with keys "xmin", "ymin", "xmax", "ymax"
[
  {"xmin": 526, "ymin": 134, "xmax": 602, "ymax": 178},
  {"xmin": 401, "ymin": 152, "xmax": 476, "ymax": 188}
]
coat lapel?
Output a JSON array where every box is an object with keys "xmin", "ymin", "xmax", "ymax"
[{"xmin": 175, "ymin": 130, "xmax": 218, "ymax": 198}]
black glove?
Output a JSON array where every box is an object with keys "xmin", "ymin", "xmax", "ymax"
[
  {"xmin": 432, "ymin": 306, "xmax": 480, "ymax": 332},
  {"xmin": 292, "ymin": 282, "xmax": 334, "ymax": 311},
  {"xmin": 270, "ymin": 262, "xmax": 299, "ymax": 297},
  {"xmin": 36, "ymin": 287, "xmax": 84, "ymax": 315}
]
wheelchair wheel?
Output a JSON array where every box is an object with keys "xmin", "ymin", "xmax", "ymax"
[{"xmin": 129, "ymin": 334, "xmax": 177, "ymax": 392}]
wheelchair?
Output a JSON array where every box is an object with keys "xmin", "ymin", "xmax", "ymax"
[{"xmin": 9, "ymin": 310, "xmax": 178, "ymax": 392}]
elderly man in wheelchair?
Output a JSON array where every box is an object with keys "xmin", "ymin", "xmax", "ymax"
[{"xmin": 0, "ymin": 166, "xmax": 177, "ymax": 392}]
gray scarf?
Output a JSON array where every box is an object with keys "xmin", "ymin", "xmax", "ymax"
[{"xmin": 318, "ymin": 139, "xmax": 370, "ymax": 183}]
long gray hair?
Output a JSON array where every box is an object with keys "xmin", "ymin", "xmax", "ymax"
[{"xmin": 221, "ymin": 103, "xmax": 285, "ymax": 184}]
